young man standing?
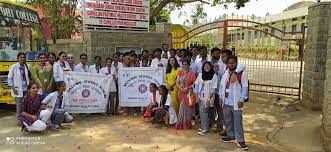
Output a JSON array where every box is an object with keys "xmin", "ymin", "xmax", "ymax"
[
  {"xmin": 219, "ymin": 55, "xmax": 248, "ymax": 150},
  {"xmin": 150, "ymin": 48, "xmax": 168, "ymax": 68},
  {"xmin": 192, "ymin": 46, "xmax": 209, "ymax": 74},
  {"xmin": 75, "ymin": 54, "xmax": 89, "ymax": 72},
  {"xmin": 89, "ymin": 56, "xmax": 102, "ymax": 73}
]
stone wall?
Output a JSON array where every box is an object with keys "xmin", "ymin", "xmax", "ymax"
[
  {"xmin": 302, "ymin": 2, "xmax": 331, "ymax": 151},
  {"xmin": 46, "ymin": 23, "xmax": 171, "ymax": 64},
  {"xmin": 47, "ymin": 39, "xmax": 85, "ymax": 64},
  {"xmin": 321, "ymin": 2, "xmax": 331, "ymax": 151},
  {"xmin": 84, "ymin": 24, "xmax": 171, "ymax": 64},
  {"xmin": 302, "ymin": 2, "xmax": 330, "ymax": 111}
]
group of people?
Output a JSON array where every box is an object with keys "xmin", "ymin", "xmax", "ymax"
[
  {"xmin": 8, "ymin": 43, "xmax": 248, "ymax": 150},
  {"xmin": 142, "ymin": 45, "xmax": 249, "ymax": 150}
]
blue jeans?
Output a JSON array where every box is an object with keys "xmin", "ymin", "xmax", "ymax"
[
  {"xmin": 199, "ymin": 101, "xmax": 210, "ymax": 132},
  {"xmin": 223, "ymin": 104, "xmax": 245, "ymax": 142}
]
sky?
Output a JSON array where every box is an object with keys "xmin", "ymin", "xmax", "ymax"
[{"xmin": 170, "ymin": 0, "xmax": 309, "ymax": 24}]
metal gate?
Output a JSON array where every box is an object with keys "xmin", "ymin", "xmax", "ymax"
[{"xmin": 172, "ymin": 17, "xmax": 305, "ymax": 99}]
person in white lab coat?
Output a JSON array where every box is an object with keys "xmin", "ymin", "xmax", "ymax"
[
  {"xmin": 8, "ymin": 52, "xmax": 31, "ymax": 120},
  {"xmin": 41, "ymin": 81, "xmax": 74, "ymax": 130},
  {"xmin": 150, "ymin": 48, "xmax": 168, "ymax": 68},
  {"xmin": 100, "ymin": 58, "xmax": 118, "ymax": 115},
  {"xmin": 89, "ymin": 56, "xmax": 102, "ymax": 73},
  {"xmin": 219, "ymin": 55, "xmax": 249, "ymax": 150},
  {"xmin": 53, "ymin": 52, "xmax": 71, "ymax": 82},
  {"xmin": 74, "ymin": 54, "xmax": 89, "ymax": 72},
  {"xmin": 153, "ymin": 85, "xmax": 177, "ymax": 126}
]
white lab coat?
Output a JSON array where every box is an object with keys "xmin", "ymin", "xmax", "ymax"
[
  {"xmin": 100, "ymin": 67, "xmax": 117, "ymax": 92},
  {"xmin": 164, "ymin": 94, "xmax": 178, "ymax": 124},
  {"xmin": 74, "ymin": 63, "xmax": 89, "ymax": 72},
  {"xmin": 53, "ymin": 61, "xmax": 71, "ymax": 82},
  {"xmin": 194, "ymin": 73, "xmax": 218, "ymax": 107},
  {"xmin": 42, "ymin": 91, "xmax": 67, "ymax": 113},
  {"xmin": 7, "ymin": 63, "xmax": 30, "ymax": 97},
  {"xmin": 88, "ymin": 64, "xmax": 102, "ymax": 73},
  {"xmin": 150, "ymin": 58, "xmax": 168, "ymax": 68},
  {"xmin": 111, "ymin": 61, "xmax": 123, "ymax": 69},
  {"xmin": 219, "ymin": 69, "xmax": 248, "ymax": 110}
]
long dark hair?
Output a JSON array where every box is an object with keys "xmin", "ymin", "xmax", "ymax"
[
  {"xmin": 27, "ymin": 82, "xmax": 38, "ymax": 91},
  {"xmin": 56, "ymin": 81, "xmax": 66, "ymax": 91},
  {"xmin": 159, "ymin": 85, "xmax": 168, "ymax": 106},
  {"xmin": 166, "ymin": 57, "xmax": 179, "ymax": 74},
  {"xmin": 202, "ymin": 61, "xmax": 215, "ymax": 81}
]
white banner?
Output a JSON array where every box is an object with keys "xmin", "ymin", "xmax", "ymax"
[
  {"xmin": 119, "ymin": 67, "xmax": 164, "ymax": 107},
  {"xmin": 63, "ymin": 71, "xmax": 111, "ymax": 113}
]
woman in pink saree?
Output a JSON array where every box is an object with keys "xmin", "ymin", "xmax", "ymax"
[{"xmin": 176, "ymin": 59, "xmax": 197, "ymax": 130}]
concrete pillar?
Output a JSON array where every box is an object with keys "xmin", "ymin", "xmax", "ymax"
[
  {"xmin": 321, "ymin": 2, "xmax": 331, "ymax": 151},
  {"xmin": 302, "ymin": 2, "xmax": 331, "ymax": 151},
  {"xmin": 302, "ymin": 2, "xmax": 330, "ymax": 111}
]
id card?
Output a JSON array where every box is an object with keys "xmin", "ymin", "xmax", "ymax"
[
  {"xmin": 226, "ymin": 89, "xmax": 230, "ymax": 93},
  {"xmin": 43, "ymin": 78, "xmax": 48, "ymax": 83}
]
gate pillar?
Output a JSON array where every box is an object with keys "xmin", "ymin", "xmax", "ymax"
[{"xmin": 303, "ymin": 2, "xmax": 331, "ymax": 151}]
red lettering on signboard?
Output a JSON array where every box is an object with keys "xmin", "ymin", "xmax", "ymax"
[
  {"xmin": 86, "ymin": 2, "xmax": 146, "ymax": 14},
  {"xmin": 100, "ymin": 0, "xmax": 143, "ymax": 6},
  {"xmin": 98, "ymin": 19, "xmax": 137, "ymax": 27}
]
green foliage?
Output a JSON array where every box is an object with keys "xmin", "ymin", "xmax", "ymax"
[
  {"xmin": 150, "ymin": 0, "xmax": 250, "ymax": 25},
  {"xmin": 25, "ymin": 0, "xmax": 81, "ymax": 41}
]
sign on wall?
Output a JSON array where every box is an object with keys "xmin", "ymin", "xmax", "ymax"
[
  {"xmin": 63, "ymin": 71, "xmax": 111, "ymax": 113},
  {"xmin": 118, "ymin": 67, "xmax": 164, "ymax": 107},
  {"xmin": 83, "ymin": 0, "xmax": 149, "ymax": 31}
]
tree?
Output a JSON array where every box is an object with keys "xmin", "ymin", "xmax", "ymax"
[
  {"xmin": 150, "ymin": 0, "xmax": 250, "ymax": 22},
  {"xmin": 25, "ymin": 0, "xmax": 81, "ymax": 42}
]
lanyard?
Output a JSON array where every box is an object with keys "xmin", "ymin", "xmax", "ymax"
[{"xmin": 19, "ymin": 65, "xmax": 27, "ymax": 81}]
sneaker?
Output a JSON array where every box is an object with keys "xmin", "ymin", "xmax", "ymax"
[
  {"xmin": 237, "ymin": 142, "xmax": 248, "ymax": 150},
  {"xmin": 198, "ymin": 130, "xmax": 209, "ymax": 136},
  {"xmin": 51, "ymin": 124, "xmax": 60, "ymax": 131},
  {"xmin": 198, "ymin": 128, "xmax": 203, "ymax": 132},
  {"xmin": 220, "ymin": 137, "xmax": 235, "ymax": 143},
  {"xmin": 219, "ymin": 131, "xmax": 227, "ymax": 137}
]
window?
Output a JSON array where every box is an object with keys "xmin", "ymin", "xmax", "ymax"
[
  {"xmin": 242, "ymin": 33, "xmax": 245, "ymax": 40},
  {"xmin": 272, "ymin": 22, "xmax": 276, "ymax": 25},
  {"xmin": 283, "ymin": 26, "xmax": 286, "ymax": 32},
  {"xmin": 292, "ymin": 24, "xmax": 297, "ymax": 33},
  {"xmin": 254, "ymin": 31, "xmax": 258, "ymax": 38},
  {"xmin": 264, "ymin": 29, "xmax": 268, "ymax": 36},
  {"xmin": 302, "ymin": 16, "xmax": 306, "ymax": 20},
  {"xmin": 292, "ymin": 18, "xmax": 297, "ymax": 21}
]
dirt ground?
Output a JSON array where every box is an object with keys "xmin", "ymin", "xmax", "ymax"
[{"xmin": 0, "ymin": 92, "xmax": 323, "ymax": 152}]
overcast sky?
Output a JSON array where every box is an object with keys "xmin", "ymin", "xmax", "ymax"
[{"xmin": 170, "ymin": 0, "xmax": 313, "ymax": 24}]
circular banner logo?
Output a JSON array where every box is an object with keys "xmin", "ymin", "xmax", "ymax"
[
  {"xmin": 138, "ymin": 84, "xmax": 147, "ymax": 93},
  {"xmin": 82, "ymin": 89, "xmax": 90, "ymax": 98}
]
